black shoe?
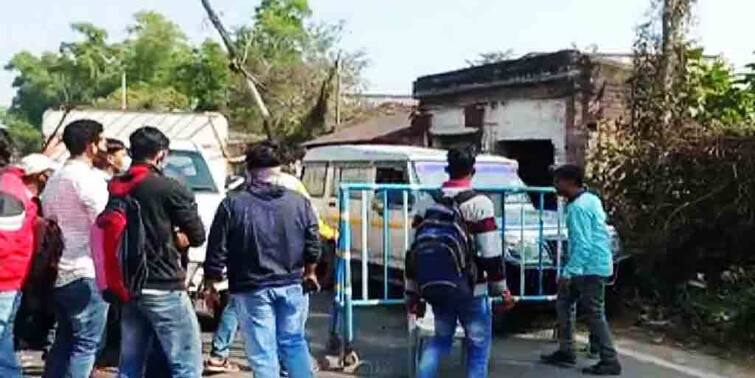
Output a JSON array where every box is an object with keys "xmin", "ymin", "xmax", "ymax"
[
  {"xmin": 582, "ymin": 361, "xmax": 622, "ymax": 375},
  {"xmin": 541, "ymin": 350, "xmax": 577, "ymax": 367},
  {"xmin": 583, "ymin": 345, "xmax": 600, "ymax": 360}
]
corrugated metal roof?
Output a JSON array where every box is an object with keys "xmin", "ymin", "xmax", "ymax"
[
  {"xmin": 42, "ymin": 109, "xmax": 229, "ymax": 150},
  {"xmin": 303, "ymin": 108, "xmax": 412, "ymax": 147}
]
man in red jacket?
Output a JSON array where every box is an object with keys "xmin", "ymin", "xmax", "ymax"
[{"xmin": 0, "ymin": 127, "xmax": 37, "ymax": 378}]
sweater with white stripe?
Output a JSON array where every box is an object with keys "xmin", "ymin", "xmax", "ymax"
[{"xmin": 405, "ymin": 178, "xmax": 507, "ymax": 297}]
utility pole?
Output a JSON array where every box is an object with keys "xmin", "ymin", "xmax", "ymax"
[
  {"xmin": 334, "ymin": 55, "xmax": 341, "ymax": 130},
  {"xmin": 121, "ymin": 71, "xmax": 127, "ymax": 111}
]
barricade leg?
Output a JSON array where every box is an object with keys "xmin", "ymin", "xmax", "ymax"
[{"xmin": 324, "ymin": 189, "xmax": 361, "ymax": 372}]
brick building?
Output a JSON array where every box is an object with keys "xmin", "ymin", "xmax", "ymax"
[{"xmin": 413, "ymin": 49, "xmax": 629, "ymax": 189}]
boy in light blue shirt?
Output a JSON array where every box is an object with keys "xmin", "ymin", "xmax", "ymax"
[{"xmin": 541, "ymin": 164, "xmax": 621, "ymax": 376}]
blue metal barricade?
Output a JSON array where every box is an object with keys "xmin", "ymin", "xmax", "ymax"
[{"xmin": 327, "ymin": 183, "xmax": 565, "ymax": 366}]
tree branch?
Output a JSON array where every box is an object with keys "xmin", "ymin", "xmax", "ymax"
[{"xmin": 200, "ymin": 0, "xmax": 273, "ymax": 140}]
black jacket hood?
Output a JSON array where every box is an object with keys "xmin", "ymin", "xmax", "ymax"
[{"xmin": 246, "ymin": 181, "xmax": 286, "ymax": 200}]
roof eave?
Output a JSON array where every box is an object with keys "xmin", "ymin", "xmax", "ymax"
[{"xmin": 413, "ymin": 70, "xmax": 580, "ymax": 99}]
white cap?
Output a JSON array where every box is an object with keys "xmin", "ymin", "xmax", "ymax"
[{"xmin": 18, "ymin": 153, "xmax": 57, "ymax": 175}]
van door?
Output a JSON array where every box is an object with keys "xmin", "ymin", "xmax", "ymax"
[
  {"xmin": 326, "ymin": 164, "xmax": 376, "ymax": 262},
  {"xmin": 371, "ymin": 164, "xmax": 414, "ymax": 271},
  {"xmin": 300, "ymin": 162, "xmax": 329, "ymax": 225}
]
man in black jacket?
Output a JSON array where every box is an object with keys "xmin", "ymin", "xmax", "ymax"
[
  {"xmin": 204, "ymin": 141, "xmax": 321, "ymax": 378},
  {"xmin": 114, "ymin": 127, "xmax": 206, "ymax": 378}
]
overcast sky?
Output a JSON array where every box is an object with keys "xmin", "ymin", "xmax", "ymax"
[{"xmin": 1, "ymin": 0, "xmax": 754, "ymax": 107}]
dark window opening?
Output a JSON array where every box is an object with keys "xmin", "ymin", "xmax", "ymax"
[
  {"xmin": 464, "ymin": 104, "xmax": 484, "ymax": 128},
  {"xmin": 497, "ymin": 140, "xmax": 556, "ymax": 209},
  {"xmin": 375, "ymin": 166, "xmax": 412, "ymax": 207}
]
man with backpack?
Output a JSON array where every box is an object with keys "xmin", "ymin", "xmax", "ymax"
[
  {"xmin": 203, "ymin": 141, "xmax": 321, "ymax": 378},
  {"xmin": 108, "ymin": 126, "xmax": 205, "ymax": 378},
  {"xmin": 541, "ymin": 165, "xmax": 622, "ymax": 375},
  {"xmin": 0, "ymin": 127, "xmax": 38, "ymax": 378},
  {"xmin": 41, "ymin": 120, "xmax": 110, "ymax": 378},
  {"xmin": 405, "ymin": 145, "xmax": 514, "ymax": 378}
]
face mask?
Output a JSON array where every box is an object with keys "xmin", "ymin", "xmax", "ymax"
[{"xmin": 119, "ymin": 155, "xmax": 132, "ymax": 174}]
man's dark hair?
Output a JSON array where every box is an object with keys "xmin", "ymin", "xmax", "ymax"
[
  {"xmin": 62, "ymin": 119, "xmax": 103, "ymax": 157},
  {"xmin": 446, "ymin": 145, "xmax": 476, "ymax": 179},
  {"xmin": 246, "ymin": 140, "xmax": 282, "ymax": 171},
  {"xmin": 129, "ymin": 127, "xmax": 170, "ymax": 162},
  {"xmin": 106, "ymin": 138, "xmax": 126, "ymax": 154},
  {"xmin": 553, "ymin": 164, "xmax": 584, "ymax": 187},
  {"xmin": 0, "ymin": 128, "xmax": 13, "ymax": 168}
]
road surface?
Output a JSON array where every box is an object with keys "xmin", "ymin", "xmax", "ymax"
[{"xmin": 19, "ymin": 293, "xmax": 750, "ymax": 377}]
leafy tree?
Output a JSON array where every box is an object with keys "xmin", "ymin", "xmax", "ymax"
[
  {"xmin": 0, "ymin": 108, "xmax": 42, "ymax": 156},
  {"xmin": 228, "ymin": 0, "xmax": 366, "ymax": 141},
  {"xmin": 587, "ymin": 1, "xmax": 755, "ymax": 346},
  {"xmin": 5, "ymin": 23, "xmax": 125, "ymax": 125},
  {"xmin": 3, "ymin": 3, "xmax": 365, "ymax": 149},
  {"xmin": 123, "ymin": 11, "xmax": 191, "ymax": 86},
  {"xmin": 96, "ymin": 84, "xmax": 191, "ymax": 111},
  {"xmin": 174, "ymin": 40, "xmax": 230, "ymax": 111}
]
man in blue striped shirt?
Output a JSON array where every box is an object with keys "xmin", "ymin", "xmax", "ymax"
[{"xmin": 541, "ymin": 164, "xmax": 621, "ymax": 376}]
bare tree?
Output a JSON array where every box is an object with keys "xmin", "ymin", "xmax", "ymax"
[{"xmin": 200, "ymin": 0, "xmax": 273, "ymax": 140}]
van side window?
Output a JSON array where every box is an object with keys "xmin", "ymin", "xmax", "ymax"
[
  {"xmin": 336, "ymin": 166, "xmax": 372, "ymax": 199},
  {"xmin": 301, "ymin": 163, "xmax": 326, "ymax": 198},
  {"xmin": 375, "ymin": 166, "xmax": 412, "ymax": 207},
  {"xmin": 376, "ymin": 166, "xmax": 407, "ymax": 185}
]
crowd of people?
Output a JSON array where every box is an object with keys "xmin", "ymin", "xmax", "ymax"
[{"xmin": 0, "ymin": 119, "xmax": 621, "ymax": 377}]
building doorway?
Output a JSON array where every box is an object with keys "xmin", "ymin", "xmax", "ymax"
[{"xmin": 497, "ymin": 140, "xmax": 556, "ymax": 209}]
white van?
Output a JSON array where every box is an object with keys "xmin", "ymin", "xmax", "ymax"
[{"xmin": 301, "ymin": 144, "xmax": 622, "ymax": 297}]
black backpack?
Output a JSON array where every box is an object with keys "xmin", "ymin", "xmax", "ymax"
[
  {"xmin": 93, "ymin": 191, "xmax": 149, "ymax": 304},
  {"xmin": 24, "ymin": 217, "xmax": 64, "ymax": 300},
  {"xmin": 410, "ymin": 191, "xmax": 478, "ymax": 306}
]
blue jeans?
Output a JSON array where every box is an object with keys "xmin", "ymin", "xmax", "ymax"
[
  {"xmin": 43, "ymin": 278, "xmax": 109, "ymax": 378},
  {"xmin": 0, "ymin": 290, "xmax": 22, "ymax": 378},
  {"xmin": 211, "ymin": 297, "xmax": 239, "ymax": 359},
  {"xmin": 418, "ymin": 296, "xmax": 492, "ymax": 378},
  {"xmin": 233, "ymin": 284, "xmax": 312, "ymax": 378},
  {"xmin": 118, "ymin": 291, "xmax": 202, "ymax": 378}
]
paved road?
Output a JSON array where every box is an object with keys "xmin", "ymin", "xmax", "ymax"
[{"xmin": 20, "ymin": 293, "xmax": 750, "ymax": 377}]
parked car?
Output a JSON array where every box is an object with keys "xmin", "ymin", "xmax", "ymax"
[{"xmin": 300, "ymin": 144, "xmax": 625, "ymax": 300}]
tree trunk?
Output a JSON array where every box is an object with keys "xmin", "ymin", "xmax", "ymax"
[
  {"xmin": 659, "ymin": 0, "xmax": 692, "ymax": 131},
  {"xmin": 660, "ymin": 0, "xmax": 677, "ymax": 130}
]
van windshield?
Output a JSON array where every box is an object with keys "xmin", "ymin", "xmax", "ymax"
[
  {"xmin": 164, "ymin": 150, "xmax": 218, "ymax": 193},
  {"xmin": 414, "ymin": 161, "xmax": 532, "ymax": 205}
]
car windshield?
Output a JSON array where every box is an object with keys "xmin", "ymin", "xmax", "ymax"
[
  {"xmin": 414, "ymin": 161, "xmax": 533, "ymax": 205},
  {"xmin": 164, "ymin": 150, "xmax": 218, "ymax": 193},
  {"xmin": 414, "ymin": 161, "xmax": 563, "ymax": 228}
]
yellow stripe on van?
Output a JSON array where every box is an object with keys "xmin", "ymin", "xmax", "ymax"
[{"xmin": 325, "ymin": 214, "xmax": 405, "ymax": 230}]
